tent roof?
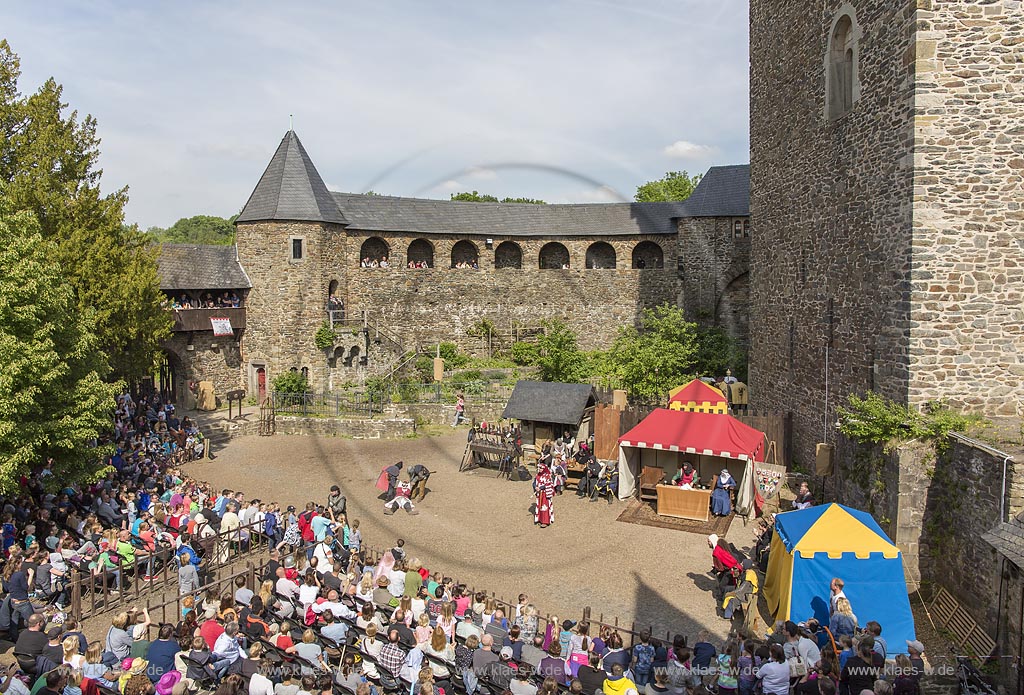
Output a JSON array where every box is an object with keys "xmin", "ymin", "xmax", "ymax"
[
  {"xmin": 775, "ymin": 503, "xmax": 900, "ymax": 559},
  {"xmin": 501, "ymin": 381, "xmax": 596, "ymax": 426},
  {"xmin": 618, "ymin": 409, "xmax": 765, "ymax": 462},
  {"xmin": 668, "ymin": 379, "xmax": 728, "ymax": 407}
]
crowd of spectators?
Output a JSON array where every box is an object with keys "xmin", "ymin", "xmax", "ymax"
[
  {"xmin": 0, "ymin": 398, "xmax": 926, "ymax": 695},
  {"xmin": 360, "ymin": 257, "xmax": 390, "ymax": 268},
  {"xmin": 169, "ymin": 293, "xmax": 242, "ymax": 310}
]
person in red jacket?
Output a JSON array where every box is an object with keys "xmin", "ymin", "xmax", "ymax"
[{"xmin": 709, "ymin": 534, "xmax": 741, "ymax": 599}]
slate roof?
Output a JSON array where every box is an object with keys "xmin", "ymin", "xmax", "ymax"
[
  {"xmin": 502, "ymin": 381, "xmax": 597, "ymax": 425},
  {"xmin": 236, "ymin": 131, "xmax": 347, "ymax": 225},
  {"xmin": 156, "ymin": 244, "xmax": 252, "ymax": 290},
  {"xmin": 981, "ymin": 510, "xmax": 1024, "ymax": 568},
  {"xmin": 684, "ymin": 164, "xmax": 750, "ymax": 217},
  {"xmin": 331, "ymin": 193, "xmax": 687, "ymax": 237}
]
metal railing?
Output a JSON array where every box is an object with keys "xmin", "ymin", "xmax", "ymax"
[
  {"xmin": 271, "ymin": 391, "xmax": 386, "ymax": 417},
  {"xmin": 68, "ymin": 516, "xmax": 271, "ymax": 621}
]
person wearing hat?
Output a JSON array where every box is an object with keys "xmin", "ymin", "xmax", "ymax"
[
  {"xmin": 480, "ymin": 646, "xmax": 516, "ymax": 690},
  {"xmin": 905, "ymin": 640, "xmax": 924, "ymax": 676},
  {"xmin": 372, "ymin": 575, "xmax": 396, "ymax": 608},
  {"xmin": 711, "ymin": 468, "xmax": 737, "ymax": 516},
  {"xmin": 672, "ymin": 463, "xmax": 696, "ymax": 489},
  {"xmin": 155, "ymin": 670, "xmax": 182, "ymax": 695},
  {"xmin": 327, "ymin": 485, "xmax": 346, "ymax": 519}
]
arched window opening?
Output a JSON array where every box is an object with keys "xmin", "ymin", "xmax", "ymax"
[
  {"xmin": 451, "ymin": 240, "xmax": 479, "ymax": 269},
  {"xmin": 300, "ymin": 366, "xmax": 309, "ymax": 382},
  {"xmin": 359, "ymin": 237, "xmax": 391, "ymax": 267},
  {"xmin": 585, "ymin": 242, "xmax": 616, "ymax": 269},
  {"xmin": 494, "ymin": 241, "xmax": 522, "ymax": 269},
  {"xmin": 539, "ymin": 242, "xmax": 570, "ymax": 269},
  {"xmin": 345, "ymin": 345, "xmax": 361, "ymax": 367},
  {"xmin": 407, "ymin": 239, "xmax": 434, "ymax": 268},
  {"xmin": 632, "ymin": 241, "xmax": 664, "ymax": 269},
  {"xmin": 330, "ymin": 346, "xmax": 345, "ymax": 368},
  {"xmin": 827, "ymin": 11, "xmax": 858, "ymax": 120},
  {"xmin": 326, "ymin": 280, "xmax": 343, "ymax": 322}
]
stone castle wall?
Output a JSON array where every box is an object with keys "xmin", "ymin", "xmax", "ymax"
[
  {"xmin": 324, "ymin": 231, "xmax": 682, "ymax": 352},
  {"xmin": 235, "ymin": 220, "xmax": 347, "ymax": 394},
  {"xmin": 835, "ymin": 432, "xmax": 1023, "ymax": 654},
  {"xmin": 907, "ymin": 0, "xmax": 1024, "ymax": 413},
  {"xmin": 748, "ymin": 0, "xmax": 918, "ymax": 466},
  {"xmin": 165, "ymin": 331, "xmax": 244, "ymax": 400},
  {"xmin": 678, "ymin": 216, "xmax": 751, "ymax": 349}
]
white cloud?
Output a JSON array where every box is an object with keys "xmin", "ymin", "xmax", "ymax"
[
  {"xmin": 663, "ymin": 140, "xmax": 716, "ymax": 160},
  {"xmin": 466, "ymin": 167, "xmax": 498, "ymax": 181},
  {"xmin": 0, "ymin": 0, "xmax": 749, "ymax": 228}
]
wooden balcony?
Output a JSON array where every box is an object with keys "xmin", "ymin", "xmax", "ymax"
[{"xmin": 170, "ymin": 307, "xmax": 246, "ymax": 333}]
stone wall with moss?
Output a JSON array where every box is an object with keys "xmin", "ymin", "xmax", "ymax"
[{"xmin": 836, "ymin": 432, "xmax": 1023, "ymax": 646}]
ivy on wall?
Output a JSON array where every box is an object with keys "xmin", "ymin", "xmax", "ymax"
[{"xmin": 837, "ymin": 392, "xmax": 985, "ymax": 559}]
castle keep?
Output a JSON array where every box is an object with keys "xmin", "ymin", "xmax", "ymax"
[
  {"xmin": 156, "ymin": 131, "xmax": 750, "ymax": 399},
  {"xmin": 749, "ymin": 0, "xmax": 1024, "ymax": 465}
]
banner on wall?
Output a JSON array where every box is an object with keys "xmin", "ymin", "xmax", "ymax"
[{"xmin": 210, "ymin": 318, "xmax": 234, "ymax": 336}]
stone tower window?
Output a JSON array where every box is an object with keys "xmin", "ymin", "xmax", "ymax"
[
  {"xmin": 290, "ymin": 237, "xmax": 304, "ymax": 261},
  {"xmin": 407, "ymin": 239, "xmax": 434, "ymax": 268},
  {"xmin": 632, "ymin": 241, "xmax": 664, "ymax": 269},
  {"xmin": 539, "ymin": 242, "xmax": 570, "ymax": 269},
  {"xmin": 450, "ymin": 240, "xmax": 479, "ymax": 268},
  {"xmin": 826, "ymin": 5, "xmax": 860, "ymax": 121},
  {"xmin": 359, "ymin": 237, "xmax": 390, "ymax": 267},
  {"xmin": 585, "ymin": 242, "xmax": 616, "ymax": 269},
  {"xmin": 494, "ymin": 241, "xmax": 522, "ymax": 269}
]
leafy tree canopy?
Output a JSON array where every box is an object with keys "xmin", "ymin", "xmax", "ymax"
[
  {"xmin": 146, "ymin": 214, "xmax": 237, "ymax": 245},
  {"xmin": 0, "ymin": 208, "xmax": 121, "ymax": 491},
  {"xmin": 535, "ymin": 319, "xmax": 589, "ymax": 383},
  {"xmin": 0, "ymin": 40, "xmax": 170, "ymax": 380},
  {"xmin": 450, "ymin": 191, "xmax": 546, "ymax": 204},
  {"xmin": 634, "ymin": 171, "xmax": 702, "ymax": 203},
  {"xmin": 607, "ymin": 304, "xmax": 699, "ymax": 398}
]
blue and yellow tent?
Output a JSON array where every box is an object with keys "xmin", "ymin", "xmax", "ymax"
[{"xmin": 764, "ymin": 503, "xmax": 916, "ymax": 652}]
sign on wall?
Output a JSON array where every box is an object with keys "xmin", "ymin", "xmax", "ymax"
[{"xmin": 210, "ymin": 318, "xmax": 234, "ymax": 336}]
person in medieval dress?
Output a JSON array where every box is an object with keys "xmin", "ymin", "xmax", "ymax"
[
  {"xmin": 533, "ymin": 464, "xmax": 555, "ymax": 528},
  {"xmin": 711, "ymin": 468, "xmax": 736, "ymax": 516}
]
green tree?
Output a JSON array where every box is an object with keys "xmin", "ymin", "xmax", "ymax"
[
  {"xmin": 692, "ymin": 326, "xmax": 748, "ymax": 382},
  {"xmin": 146, "ymin": 214, "xmax": 238, "ymax": 245},
  {"xmin": 0, "ymin": 209, "xmax": 121, "ymax": 491},
  {"xmin": 0, "ymin": 40, "xmax": 170, "ymax": 380},
  {"xmin": 271, "ymin": 370, "xmax": 308, "ymax": 395},
  {"xmin": 608, "ymin": 304, "xmax": 699, "ymax": 398},
  {"xmin": 450, "ymin": 191, "xmax": 546, "ymax": 204},
  {"xmin": 535, "ymin": 319, "xmax": 588, "ymax": 383},
  {"xmin": 634, "ymin": 171, "xmax": 702, "ymax": 202}
]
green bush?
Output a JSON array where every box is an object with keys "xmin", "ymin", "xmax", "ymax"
[
  {"xmin": 272, "ymin": 370, "xmax": 308, "ymax": 394},
  {"xmin": 510, "ymin": 341, "xmax": 541, "ymax": 366},
  {"xmin": 436, "ymin": 341, "xmax": 470, "ymax": 368},
  {"xmin": 414, "ymin": 356, "xmax": 434, "ymax": 382},
  {"xmin": 314, "ymin": 321, "xmax": 336, "ymax": 350},
  {"xmin": 457, "ymin": 369, "xmax": 484, "ymax": 382}
]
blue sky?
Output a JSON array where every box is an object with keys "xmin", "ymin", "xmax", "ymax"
[{"xmin": 2, "ymin": 1, "xmax": 749, "ymax": 229}]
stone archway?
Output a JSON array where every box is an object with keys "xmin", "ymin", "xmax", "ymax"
[
  {"xmin": 539, "ymin": 242, "xmax": 570, "ymax": 269},
  {"xmin": 715, "ymin": 272, "xmax": 750, "ymax": 349},
  {"xmin": 494, "ymin": 241, "xmax": 522, "ymax": 269},
  {"xmin": 586, "ymin": 242, "xmax": 616, "ymax": 269}
]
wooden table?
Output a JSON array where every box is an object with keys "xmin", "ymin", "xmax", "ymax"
[{"xmin": 656, "ymin": 484, "xmax": 712, "ymax": 522}]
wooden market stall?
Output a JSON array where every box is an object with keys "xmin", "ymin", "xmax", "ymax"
[{"xmin": 617, "ymin": 408, "xmax": 767, "ymax": 521}]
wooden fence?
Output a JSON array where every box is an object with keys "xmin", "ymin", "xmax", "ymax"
[{"xmin": 69, "ymin": 517, "xmax": 270, "ymax": 621}]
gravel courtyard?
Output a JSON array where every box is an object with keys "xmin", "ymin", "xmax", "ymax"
[{"xmin": 186, "ymin": 429, "xmax": 759, "ymax": 642}]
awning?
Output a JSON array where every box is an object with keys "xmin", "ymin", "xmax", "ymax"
[{"xmin": 618, "ymin": 408, "xmax": 765, "ymax": 462}]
